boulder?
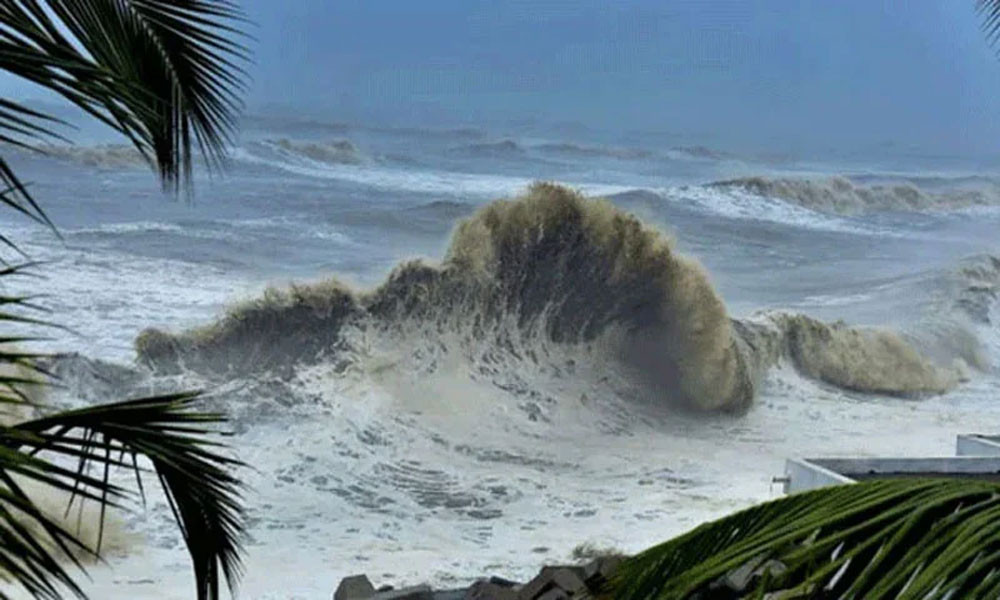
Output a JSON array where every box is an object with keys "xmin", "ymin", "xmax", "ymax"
[{"xmin": 335, "ymin": 575, "xmax": 376, "ymax": 600}]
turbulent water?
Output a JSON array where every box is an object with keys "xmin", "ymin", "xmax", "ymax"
[{"xmin": 3, "ymin": 118, "xmax": 1000, "ymax": 599}]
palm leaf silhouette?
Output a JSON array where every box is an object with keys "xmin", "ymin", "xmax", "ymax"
[
  {"xmin": 0, "ymin": 1, "xmax": 250, "ymax": 598},
  {"xmin": 607, "ymin": 478, "xmax": 1000, "ymax": 599}
]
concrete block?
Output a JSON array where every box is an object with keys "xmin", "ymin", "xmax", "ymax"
[
  {"xmin": 517, "ymin": 567, "xmax": 586, "ymax": 600},
  {"xmin": 957, "ymin": 434, "xmax": 1000, "ymax": 456},
  {"xmin": 465, "ymin": 580, "xmax": 518, "ymax": 600},
  {"xmin": 785, "ymin": 456, "xmax": 1000, "ymax": 493},
  {"xmin": 335, "ymin": 575, "xmax": 376, "ymax": 600},
  {"xmin": 582, "ymin": 556, "xmax": 622, "ymax": 589},
  {"xmin": 712, "ymin": 554, "xmax": 765, "ymax": 592},
  {"xmin": 783, "ymin": 458, "xmax": 853, "ymax": 493}
]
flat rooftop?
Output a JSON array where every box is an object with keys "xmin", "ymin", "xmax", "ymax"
[{"xmin": 783, "ymin": 455, "xmax": 1000, "ymax": 493}]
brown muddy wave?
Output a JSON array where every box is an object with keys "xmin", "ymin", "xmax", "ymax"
[
  {"xmin": 710, "ymin": 176, "xmax": 1000, "ymax": 215},
  {"xmin": 136, "ymin": 183, "xmax": 966, "ymax": 412}
]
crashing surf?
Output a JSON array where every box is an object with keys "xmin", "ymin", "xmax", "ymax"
[{"xmin": 134, "ymin": 183, "xmax": 974, "ymax": 414}]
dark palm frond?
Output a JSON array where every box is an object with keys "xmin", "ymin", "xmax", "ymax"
[
  {"xmin": 0, "ymin": 262, "xmax": 60, "ymax": 415},
  {"xmin": 0, "ymin": 2, "xmax": 250, "ymax": 599},
  {"xmin": 0, "ymin": 98, "xmax": 69, "ymax": 150},
  {"xmin": 0, "ymin": 444, "xmax": 124, "ymax": 600},
  {"xmin": 978, "ymin": 0, "xmax": 1000, "ymax": 51},
  {"xmin": 0, "ymin": 161, "xmax": 57, "ymax": 252},
  {"xmin": 0, "ymin": 393, "xmax": 245, "ymax": 600},
  {"xmin": 0, "ymin": 0, "xmax": 250, "ymax": 195},
  {"xmin": 0, "ymin": 200, "xmax": 245, "ymax": 600},
  {"xmin": 607, "ymin": 478, "xmax": 1000, "ymax": 600}
]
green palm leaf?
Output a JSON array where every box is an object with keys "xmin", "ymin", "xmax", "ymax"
[
  {"xmin": 0, "ymin": 3, "xmax": 251, "ymax": 596},
  {"xmin": 0, "ymin": 0, "xmax": 249, "ymax": 194},
  {"xmin": 979, "ymin": 0, "xmax": 1000, "ymax": 52},
  {"xmin": 606, "ymin": 478, "xmax": 1000, "ymax": 600},
  {"xmin": 0, "ymin": 259, "xmax": 245, "ymax": 600},
  {"xmin": 3, "ymin": 393, "xmax": 245, "ymax": 600}
]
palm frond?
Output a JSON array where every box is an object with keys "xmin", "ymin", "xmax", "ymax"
[
  {"xmin": 0, "ymin": 229, "xmax": 245, "ymax": 600},
  {"xmin": 978, "ymin": 0, "xmax": 1000, "ymax": 51},
  {"xmin": 0, "ymin": 0, "xmax": 250, "ymax": 194},
  {"xmin": 607, "ymin": 478, "xmax": 1000, "ymax": 599},
  {"xmin": 0, "ymin": 161, "xmax": 57, "ymax": 250},
  {"xmin": 1, "ymin": 393, "xmax": 245, "ymax": 600},
  {"xmin": 0, "ymin": 262, "xmax": 59, "ymax": 414},
  {"xmin": 0, "ymin": 3, "xmax": 251, "ymax": 599}
]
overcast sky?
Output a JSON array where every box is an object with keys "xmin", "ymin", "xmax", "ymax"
[{"xmin": 5, "ymin": 1, "xmax": 1000, "ymax": 156}]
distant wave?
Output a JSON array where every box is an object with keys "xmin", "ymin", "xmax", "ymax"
[
  {"xmin": 241, "ymin": 114, "xmax": 352, "ymax": 134},
  {"xmin": 67, "ymin": 221, "xmax": 186, "ymax": 236},
  {"xmin": 242, "ymin": 115, "xmax": 488, "ymax": 141},
  {"xmin": 136, "ymin": 183, "xmax": 971, "ymax": 416},
  {"xmin": 532, "ymin": 142, "xmax": 724, "ymax": 162},
  {"xmin": 368, "ymin": 125, "xmax": 487, "ymax": 140},
  {"xmin": 11, "ymin": 137, "xmax": 370, "ymax": 171},
  {"xmin": 402, "ymin": 200, "xmax": 476, "ymax": 220},
  {"xmin": 230, "ymin": 144, "xmax": 531, "ymax": 196},
  {"xmin": 231, "ymin": 144, "xmax": 631, "ymax": 198},
  {"xmin": 849, "ymin": 173, "xmax": 1000, "ymax": 189},
  {"xmin": 654, "ymin": 186, "xmax": 890, "ymax": 235},
  {"xmin": 533, "ymin": 142, "xmax": 653, "ymax": 161},
  {"xmin": 670, "ymin": 146, "xmax": 730, "ymax": 161},
  {"xmin": 25, "ymin": 143, "xmax": 147, "ymax": 169},
  {"xmin": 709, "ymin": 176, "xmax": 1000, "ymax": 215},
  {"xmin": 448, "ymin": 140, "xmax": 526, "ymax": 158},
  {"xmin": 263, "ymin": 138, "xmax": 367, "ymax": 166}
]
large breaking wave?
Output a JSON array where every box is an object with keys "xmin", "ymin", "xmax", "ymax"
[{"xmin": 136, "ymin": 184, "xmax": 982, "ymax": 413}]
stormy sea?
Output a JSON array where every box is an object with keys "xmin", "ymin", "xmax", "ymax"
[{"xmin": 5, "ymin": 116, "xmax": 1000, "ymax": 599}]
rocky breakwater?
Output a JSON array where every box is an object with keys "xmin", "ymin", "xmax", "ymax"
[{"xmin": 333, "ymin": 555, "xmax": 623, "ymax": 600}]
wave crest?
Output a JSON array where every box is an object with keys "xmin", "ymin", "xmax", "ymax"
[
  {"xmin": 30, "ymin": 143, "xmax": 147, "ymax": 169},
  {"xmin": 534, "ymin": 142, "xmax": 653, "ymax": 161},
  {"xmin": 740, "ymin": 313, "xmax": 963, "ymax": 396},
  {"xmin": 710, "ymin": 176, "xmax": 1000, "ymax": 215},
  {"xmin": 137, "ymin": 183, "xmax": 970, "ymax": 412},
  {"xmin": 265, "ymin": 138, "xmax": 366, "ymax": 165},
  {"xmin": 449, "ymin": 140, "xmax": 526, "ymax": 158}
]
